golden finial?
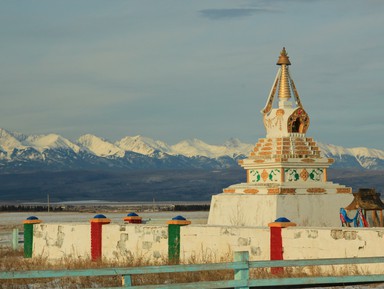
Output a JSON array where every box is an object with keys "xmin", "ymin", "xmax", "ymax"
[{"xmin": 276, "ymin": 47, "xmax": 291, "ymax": 65}]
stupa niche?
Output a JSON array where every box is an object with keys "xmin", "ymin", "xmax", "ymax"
[{"xmin": 207, "ymin": 48, "xmax": 353, "ymax": 227}]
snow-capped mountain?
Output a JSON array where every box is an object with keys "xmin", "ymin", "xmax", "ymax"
[
  {"xmin": 0, "ymin": 128, "xmax": 27, "ymax": 155},
  {"xmin": 0, "ymin": 128, "xmax": 382, "ymax": 171},
  {"xmin": 115, "ymin": 135, "xmax": 171, "ymax": 156},
  {"xmin": 78, "ymin": 134, "xmax": 125, "ymax": 158},
  {"xmin": 170, "ymin": 138, "xmax": 253, "ymax": 158},
  {"xmin": 26, "ymin": 134, "xmax": 80, "ymax": 153},
  {"xmin": 318, "ymin": 143, "xmax": 384, "ymax": 170}
]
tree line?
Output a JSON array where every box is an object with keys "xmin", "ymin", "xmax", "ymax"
[
  {"xmin": 0, "ymin": 205, "xmax": 64, "ymax": 212},
  {"xmin": 173, "ymin": 204, "xmax": 210, "ymax": 211}
]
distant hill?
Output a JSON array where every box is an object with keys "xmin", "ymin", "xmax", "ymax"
[
  {"xmin": 0, "ymin": 168, "xmax": 382, "ymax": 203},
  {"xmin": 0, "ymin": 128, "xmax": 383, "ymax": 171}
]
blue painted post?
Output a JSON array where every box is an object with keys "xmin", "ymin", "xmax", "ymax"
[{"xmin": 234, "ymin": 251, "xmax": 249, "ymax": 289}]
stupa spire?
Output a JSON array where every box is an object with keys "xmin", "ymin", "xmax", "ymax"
[
  {"xmin": 262, "ymin": 48, "xmax": 310, "ymax": 137},
  {"xmin": 276, "ymin": 47, "xmax": 291, "ymax": 65},
  {"xmin": 277, "ymin": 47, "xmax": 292, "ymax": 100}
]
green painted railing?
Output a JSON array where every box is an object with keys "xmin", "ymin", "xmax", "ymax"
[{"xmin": 1, "ymin": 252, "xmax": 384, "ymax": 288}]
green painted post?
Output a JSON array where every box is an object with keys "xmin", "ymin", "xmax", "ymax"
[
  {"xmin": 234, "ymin": 251, "xmax": 249, "ymax": 289},
  {"xmin": 24, "ymin": 223, "xmax": 33, "ymax": 258},
  {"xmin": 168, "ymin": 224, "xmax": 180, "ymax": 263},
  {"xmin": 12, "ymin": 228, "xmax": 19, "ymax": 250},
  {"xmin": 23, "ymin": 216, "xmax": 42, "ymax": 258},
  {"xmin": 167, "ymin": 216, "xmax": 191, "ymax": 264}
]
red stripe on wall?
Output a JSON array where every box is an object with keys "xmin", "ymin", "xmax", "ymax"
[
  {"xmin": 270, "ymin": 226, "xmax": 283, "ymax": 274},
  {"xmin": 91, "ymin": 222, "xmax": 102, "ymax": 261}
]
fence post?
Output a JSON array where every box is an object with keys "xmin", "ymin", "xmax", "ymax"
[
  {"xmin": 90, "ymin": 214, "xmax": 111, "ymax": 261},
  {"xmin": 268, "ymin": 217, "xmax": 296, "ymax": 274},
  {"xmin": 234, "ymin": 251, "xmax": 249, "ymax": 289},
  {"xmin": 121, "ymin": 275, "xmax": 132, "ymax": 287},
  {"xmin": 167, "ymin": 215, "xmax": 191, "ymax": 264},
  {"xmin": 12, "ymin": 228, "xmax": 19, "ymax": 250},
  {"xmin": 123, "ymin": 212, "xmax": 142, "ymax": 224},
  {"xmin": 23, "ymin": 216, "xmax": 42, "ymax": 258}
]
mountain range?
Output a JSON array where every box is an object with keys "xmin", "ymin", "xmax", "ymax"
[{"xmin": 0, "ymin": 128, "xmax": 383, "ymax": 171}]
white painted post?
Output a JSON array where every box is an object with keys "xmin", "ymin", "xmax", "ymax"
[
  {"xmin": 234, "ymin": 251, "xmax": 249, "ymax": 289},
  {"xmin": 12, "ymin": 228, "xmax": 19, "ymax": 250}
]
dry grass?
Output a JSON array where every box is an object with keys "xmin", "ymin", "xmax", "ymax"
[
  {"xmin": 0, "ymin": 224, "xmax": 23, "ymax": 233},
  {"xmin": 0, "ymin": 247, "xmax": 226, "ymax": 288},
  {"xmin": 0, "ymin": 247, "xmax": 157, "ymax": 288},
  {"xmin": 0, "ymin": 246, "xmax": 376, "ymax": 289}
]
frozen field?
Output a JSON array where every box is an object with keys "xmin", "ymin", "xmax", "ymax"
[
  {"xmin": 0, "ymin": 211, "xmax": 209, "ymax": 245},
  {"xmin": 0, "ymin": 210, "xmax": 208, "ymax": 228}
]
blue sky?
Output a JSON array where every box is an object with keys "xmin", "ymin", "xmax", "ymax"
[{"xmin": 0, "ymin": 0, "xmax": 383, "ymax": 150}]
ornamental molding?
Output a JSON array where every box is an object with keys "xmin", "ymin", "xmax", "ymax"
[
  {"xmin": 336, "ymin": 188, "xmax": 352, "ymax": 194},
  {"xmin": 244, "ymin": 189, "xmax": 259, "ymax": 194},
  {"xmin": 307, "ymin": 188, "xmax": 326, "ymax": 193}
]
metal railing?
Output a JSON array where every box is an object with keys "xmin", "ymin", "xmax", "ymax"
[
  {"xmin": 1, "ymin": 252, "xmax": 384, "ymax": 288},
  {"xmin": 0, "ymin": 229, "xmax": 23, "ymax": 249}
]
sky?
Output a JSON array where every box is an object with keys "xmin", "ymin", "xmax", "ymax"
[{"xmin": 0, "ymin": 0, "xmax": 383, "ymax": 150}]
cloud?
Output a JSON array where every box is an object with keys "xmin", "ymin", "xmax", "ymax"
[{"xmin": 198, "ymin": 8, "xmax": 272, "ymax": 20}]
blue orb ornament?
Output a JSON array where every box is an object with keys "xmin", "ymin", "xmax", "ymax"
[
  {"xmin": 275, "ymin": 217, "xmax": 291, "ymax": 223},
  {"xmin": 93, "ymin": 214, "xmax": 107, "ymax": 219},
  {"xmin": 127, "ymin": 212, "xmax": 139, "ymax": 217},
  {"xmin": 172, "ymin": 215, "xmax": 186, "ymax": 221}
]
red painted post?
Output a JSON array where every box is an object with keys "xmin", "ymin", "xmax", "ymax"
[
  {"xmin": 268, "ymin": 217, "xmax": 296, "ymax": 274},
  {"xmin": 123, "ymin": 212, "xmax": 142, "ymax": 224},
  {"xmin": 90, "ymin": 214, "xmax": 111, "ymax": 261}
]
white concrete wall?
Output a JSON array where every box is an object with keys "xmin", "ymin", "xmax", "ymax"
[
  {"xmin": 32, "ymin": 222, "xmax": 384, "ymax": 275},
  {"xmin": 208, "ymin": 193, "xmax": 352, "ymax": 227},
  {"xmin": 180, "ymin": 225, "xmax": 270, "ymax": 262},
  {"xmin": 33, "ymin": 223, "xmax": 91, "ymax": 259},
  {"xmin": 282, "ymin": 227, "xmax": 384, "ymax": 274},
  {"xmin": 32, "ymin": 223, "xmax": 169, "ymax": 261},
  {"xmin": 283, "ymin": 227, "xmax": 384, "ymax": 260},
  {"xmin": 102, "ymin": 224, "xmax": 168, "ymax": 262},
  {"xmin": 208, "ymin": 194, "xmax": 278, "ymax": 226}
]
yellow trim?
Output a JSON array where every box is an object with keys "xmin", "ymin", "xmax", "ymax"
[
  {"xmin": 90, "ymin": 218, "xmax": 111, "ymax": 224},
  {"xmin": 23, "ymin": 220, "xmax": 42, "ymax": 224},
  {"xmin": 268, "ymin": 222, "xmax": 296, "ymax": 228},
  {"xmin": 167, "ymin": 220, "xmax": 191, "ymax": 225},
  {"xmin": 244, "ymin": 189, "xmax": 259, "ymax": 194},
  {"xmin": 123, "ymin": 216, "xmax": 142, "ymax": 221}
]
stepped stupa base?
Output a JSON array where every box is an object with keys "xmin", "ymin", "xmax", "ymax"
[{"xmin": 208, "ymin": 191, "xmax": 352, "ymax": 227}]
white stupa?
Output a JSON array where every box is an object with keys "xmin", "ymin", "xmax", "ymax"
[{"xmin": 208, "ymin": 48, "xmax": 352, "ymax": 227}]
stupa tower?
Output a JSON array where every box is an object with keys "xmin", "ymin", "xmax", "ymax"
[{"xmin": 208, "ymin": 48, "xmax": 352, "ymax": 227}]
